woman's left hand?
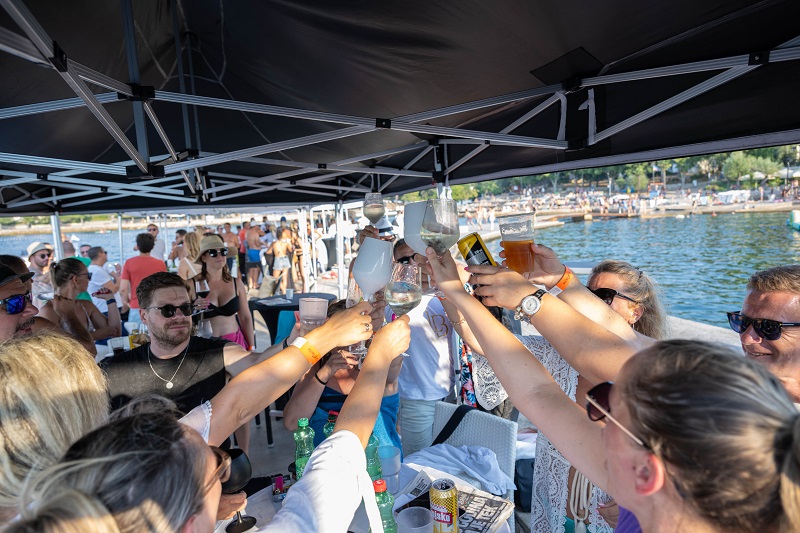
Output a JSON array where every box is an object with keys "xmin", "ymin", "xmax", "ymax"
[
  {"xmin": 424, "ymin": 247, "xmax": 465, "ymax": 296},
  {"xmin": 467, "ymin": 264, "xmax": 539, "ymax": 310},
  {"xmin": 193, "ymin": 297, "xmax": 210, "ymax": 310}
]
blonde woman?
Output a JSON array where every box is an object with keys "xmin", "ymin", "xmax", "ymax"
[{"xmin": 177, "ymin": 232, "xmax": 201, "ymax": 281}]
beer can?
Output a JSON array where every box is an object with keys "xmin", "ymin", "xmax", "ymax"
[
  {"xmin": 457, "ymin": 232, "xmax": 497, "ymax": 267},
  {"xmin": 430, "ymin": 478, "xmax": 459, "ymax": 533}
]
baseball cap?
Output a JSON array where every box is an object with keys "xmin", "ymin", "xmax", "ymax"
[
  {"xmin": 280, "ymin": 216, "xmax": 287, "ymax": 222},
  {"xmin": 0, "ymin": 263, "xmax": 34, "ymax": 288},
  {"xmin": 27, "ymin": 241, "xmax": 53, "ymax": 258}
]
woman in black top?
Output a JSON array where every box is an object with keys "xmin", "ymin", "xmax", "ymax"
[{"xmin": 193, "ymin": 235, "xmax": 254, "ymax": 350}]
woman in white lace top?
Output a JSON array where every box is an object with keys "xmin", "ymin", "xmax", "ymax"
[{"xmin": 437, "ymin": 244, "xmax": 666, "ymax": 533}]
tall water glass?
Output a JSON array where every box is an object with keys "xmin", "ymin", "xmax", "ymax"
[
  {"xmin": 299, "ymin": 297, "xmax": 328, "ymax": 329},
  {"xmin": 363, "ymin": 192, "xmax": 386, "ymax": 225},
  {"xmin": 498, "ymin": 214, "xmax": 536, "ymax": 274},
  {"xmin": 420, "ymin": 199, "xmax": 460, "ymax": 256}
]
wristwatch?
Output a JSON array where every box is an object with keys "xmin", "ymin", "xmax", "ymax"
[{"xmin": 514, "ymin": 289, "xmax": 547, "ymax": 321}]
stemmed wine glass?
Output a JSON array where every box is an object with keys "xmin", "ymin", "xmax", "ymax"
[
  {"xmin": 345, "ymin": 277, "xmax": 368, "ymax": 359},
  {"xmin": 363, "ymin": 192, "xmax": 385, "ymax": 225},
  {"xmin": 420, "ymin": 198, "xmax": 460, "ymax": 256},
  {"xmin": 385, "ymin": 263, "xmax": 422, "ymax": 357},
  {"xmin": 221, "ymin": 448, "xmax": 257, "ymax": 533},
  {"xmin": 194, "ymin": 279, "xmax": 210, "ymax": 318},
  {"xmin": 350, "ymin": 237, "xmax": 393, "ymax": 366}
]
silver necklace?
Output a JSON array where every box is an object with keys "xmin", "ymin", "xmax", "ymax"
[{"xmin": 147, "ymin": 341, "xmax": 190, "ymax": 389}]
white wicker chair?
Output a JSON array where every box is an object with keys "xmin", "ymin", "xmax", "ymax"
[{"xmin": 431, "ymin": 401, "xmax": 518, "ymax": 531}]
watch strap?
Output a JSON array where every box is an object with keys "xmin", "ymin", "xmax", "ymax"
[{"xmin": 514, "ymin": 289, "xmax": 547, "ymax": 321}]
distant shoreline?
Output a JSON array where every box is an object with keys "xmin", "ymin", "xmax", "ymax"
[{"xmin": 0, "ymin": 200, "xmax": 795, "ymax": 237}]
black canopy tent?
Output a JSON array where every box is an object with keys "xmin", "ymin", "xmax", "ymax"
[{"xmin": 0, "ymin": 0, "xmax": 799, "ymax": 216}]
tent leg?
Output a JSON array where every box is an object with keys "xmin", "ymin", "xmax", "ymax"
[
  {"xmin": 118, "ymin": 214, "xmax": 125, "ymax": 265},
  {"xmin": 50, "ymin": 213, "xmax": 62, "ymax": 261},
  {"xmin": 335, "ymin": 203, "xmax": 345, "ymax": 299}
]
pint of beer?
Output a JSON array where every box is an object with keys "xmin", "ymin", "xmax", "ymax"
[{"xmin": 498, "ymin": 214, "xmax": 536, "ymax": 274}]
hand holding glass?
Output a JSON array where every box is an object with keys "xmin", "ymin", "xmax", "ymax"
[
  {"xmin": 499, "ymin": 214, "xmax": 536, "ymax": 274},
  {"xmin": 420, "ymin": 199, "xmax": 460, "ymax": 256}
]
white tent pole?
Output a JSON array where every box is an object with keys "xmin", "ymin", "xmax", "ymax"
[
  {"xmin": 50, "ymin": 213, "xmax": 62, "ymax": 261},
  {"xmin": 297, "ymin": 207, "xmax": 309, "ymax": 291},
  {"xmin": 118, "ymin": 214, "xmax": 124, "ymax": 264},
  {"xmin": 309, "ymin": 207, "xmax": 317, "ymax": 285},
  {"xmin": 335, "ymin": 202, "xmax": 345, "ymax": 299}
]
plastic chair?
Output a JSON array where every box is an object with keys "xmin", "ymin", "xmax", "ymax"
[
  {"xmin": 431, "ymin": 401, "xmax": 518, "ymax": 530},
  {"xmin": 274, "ymin": 310, "xmax": 296, "ymax": 346}
]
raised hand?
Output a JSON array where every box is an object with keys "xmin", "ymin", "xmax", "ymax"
[
  {"xmin": 357, "ymin": 225, "xmax": 379, "ymax": 246},
  {"xmin": 424, "ymin": 247, "xmax": 464, "ymax": 296},
  {"xmin": 369, "ymin": 291, "xmax": 387, "ymax": 331},
  {"xmin": 317, "ymin": 301, "xmax": 374, "ymax": 348},
  {"xmin": 367, "ymin": 315, "xmax": 411, "ymax": 365},
  {"xmin": 317, "ymin": 349, "xmax": 359, "ymax": 382},
  {"xmin": 466, "ymin": 264, "xmax": 539, "ymax": 310}
]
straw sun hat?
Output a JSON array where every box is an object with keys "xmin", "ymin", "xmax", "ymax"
[{"xmin": 194, "ymin": 234, "xmax": 237, "ymax": 264}]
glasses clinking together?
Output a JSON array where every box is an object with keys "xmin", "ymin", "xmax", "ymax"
[
  {"xmin": 0, "ymin": 293, "xmax": 32, "ymax": 315},
  {"xmin": 726, "ymin": 311, "xmax": 800, "ymax": 341},
  {"xmin": 204, "ymin": 248, "xmax": 229, "ymax": 257},
  {"xmin": 145, "ymin": 303, "xmax": 195, "ymax": 318},
  {"xmin": 590, "ymin": 287, "xmax": 639, "ymax": 306}
]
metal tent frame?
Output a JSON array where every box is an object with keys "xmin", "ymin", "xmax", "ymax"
[{"xmin": 1, "ymin": 0, "xmax": 799, "ymax": 215}]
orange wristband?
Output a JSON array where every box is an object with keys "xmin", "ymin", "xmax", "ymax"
[
  {"xmin": 549, "ymin": 266, "xmax": 574, "ymax": 296},
  {"xmin": 290, "ymin": 337, "xmax": 322, "ymax": 365}
]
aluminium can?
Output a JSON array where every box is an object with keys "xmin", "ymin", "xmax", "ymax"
[
  {"xmin": 430, "ymin": 478, "xmax": 459, "ymax": 533},
  {"xmin": 457, "ymin": 232, "xmax": 497, "ymax": 267}
]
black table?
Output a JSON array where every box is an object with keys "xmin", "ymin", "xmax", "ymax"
[{"xmin": 249, "ymin": 292, "xmax": 337, "ymax": 344}]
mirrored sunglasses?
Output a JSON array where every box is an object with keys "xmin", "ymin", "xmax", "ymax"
[
  {"xmin": 586, "ymin": 381, "xmax": 648, "ymax": 449},
  {"xmin": 726, "ymin": 311, "xmax": 800, "ymax": 341},
  {"xmin": 145, "ymin": 303, "xmax": 195, "ymax": 318},
  {"xmin": 590, "ymin": 287, "xmax": 639, "ymax": 306},
  {"xmin": 0, "ymin": 293, "xmax": 32, "ymax": 315},
  {"xmin": 204, "ymin": 248, "xmax": 229, "ymax": 257}
]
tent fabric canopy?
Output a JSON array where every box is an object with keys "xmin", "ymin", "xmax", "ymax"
[{"xmin": 0, "ymin": 0, "xmax": 799, "ymax": 215}]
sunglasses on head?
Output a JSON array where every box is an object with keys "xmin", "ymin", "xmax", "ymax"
[
  {"xmin": 726, "ymin": 311, "xmax": 800, "ymax": 341},
  {"xmin": 144, "ymin": 303, "xmax": 195, "ymax": 318},
  {"xmin": 0, "ymin": 293, "xmax": 32, "ymax": 315},
  {"xmin": 586, "ymin": 381, "xmax": 648, "ymax": 449},
  {"xmin": 590, "ymin": 287, "xmax": 639, "ymax": 306},
  {"xmin": 204, "ymin": 248, "xmax": 228, "ymax": 257}
]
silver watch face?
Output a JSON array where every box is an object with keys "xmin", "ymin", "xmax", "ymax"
[{"xmin": 521, "ymin": 294, "xmax": 541, "ymax": 315}]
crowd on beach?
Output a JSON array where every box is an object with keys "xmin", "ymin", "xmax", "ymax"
[{"xmin": 0, "ymin": 201, "xmax": 800, "ymax": 533}]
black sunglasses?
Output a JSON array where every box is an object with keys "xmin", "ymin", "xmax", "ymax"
[
  {"xmin": 144, "ymin": 303, "xmax": 195, "ymax": 318},
  {"xmin": 586, "ymin": 382, "xmax": 647, "ymax": 448},
  {"xmin": 726, "ymin": 311, "xmax": 800, "ymax": 341},
  {"xmin": 397, "ymin": 253, "xmax": 423, "ymax": 264},
  {"xmin": 0, "ymin": 293, "xmax": 32, "ymax": 315},
  {"xmin": 204, "ymin": 248, "xmax": 229, "ymax": 257},
  {"xmin": 590, "ymin": 287, "xmax": 639, "ymax": 306}
]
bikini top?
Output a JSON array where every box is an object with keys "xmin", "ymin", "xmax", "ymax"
[{"xmin": 203, "ymin": 278, "xmax": 240, "ymax": 319}]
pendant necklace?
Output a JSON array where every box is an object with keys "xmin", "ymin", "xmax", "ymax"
[{"xmin": 148, "ymin": 341, "xmax": 190, "ymax": 389}]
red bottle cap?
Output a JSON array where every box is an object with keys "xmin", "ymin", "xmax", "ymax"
[{"xmin": 373, "ymin": 479, "xmax": 387, "ymax": 493}]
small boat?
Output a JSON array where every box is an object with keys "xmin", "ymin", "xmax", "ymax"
[{"xmin": 787, "ymin": 210, "xmax": 800, "ymax": 231}]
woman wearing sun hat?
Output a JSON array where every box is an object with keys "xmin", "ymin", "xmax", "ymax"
[{"xmin": 192, "ymin": 234, "xmax": 254, "ymax": 350}]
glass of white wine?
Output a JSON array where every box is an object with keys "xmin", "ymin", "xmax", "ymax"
[
  {"xmin": 363, "ymin": 192, "xmax": 385, "ymax": 225},
  {"xmin": 385, "ymin": 263, "xmax": 423, "ymax": 318},
  {"xmin": 420, "ymin": 198, "xmax": 460, "ymax": 255}
]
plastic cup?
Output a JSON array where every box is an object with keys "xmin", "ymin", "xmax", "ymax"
[
  {"xmin": 299, "ymin": 297, "xmax": 328, "ymax": 326},
  {"xmin": 285, "ymin": 288, "xmax": 294, "ymax": 300},
  {"xmin": 396, "ymin": 507, "xmax": 433, "ymax": 533},
  {"xmin": 379, "ymin": 445, "xmax": 402, "ymax": 493},
  {"xmin": 108, "ymin": 337, "xmax": 129, "ymax": 355},
  {"xmin": 498, "ymin": 214, "xmax": 536, "ymax": 274}
]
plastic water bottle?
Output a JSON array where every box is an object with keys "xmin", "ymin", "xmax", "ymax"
[
  {"xmin": 322, "ymin": 410, "xmax": 339, "ymax": 439},
  {"xmin": 293, "ymin": 418, "xmax": 315, "ymax": 479},
  {"xmin": 372, "ymin": 479, "xmax": 397, "ymax": 533},
  {"xmin": 366, "ymin": 432, "xmax": 382, "ymax": 481}
]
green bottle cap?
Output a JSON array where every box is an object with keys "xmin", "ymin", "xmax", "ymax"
[{"xmin": 298, "ymin": 418, "xmax": 309, "ymax": 428}]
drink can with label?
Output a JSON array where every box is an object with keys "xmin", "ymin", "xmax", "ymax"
[
  {"xmin": 457, "ymin": 232, "xmax": 497, "ymax": 267},
  {"xmin": 430, "ymin": 478, "xmax": 459, "ymax": 533}
]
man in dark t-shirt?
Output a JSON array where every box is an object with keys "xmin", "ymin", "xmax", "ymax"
[{"xmin": 101, "ymin": 272, "xmax": 277, "ymax": 455}]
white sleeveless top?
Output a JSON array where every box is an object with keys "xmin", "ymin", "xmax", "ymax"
[{"xmin": 515, "ymin": 335, "xmax": 613, "ymax": 533}]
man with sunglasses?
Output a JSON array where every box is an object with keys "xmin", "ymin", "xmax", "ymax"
[
  {"xmin": 26, "ymin": 241, "xmax": 54, "ymax": 309},
  {"xmin": 120, "ymin": 233, "xmax": 167, "ymax": 324},
  {"xmin": 146, "ymin": 224, "xmax": 167, "ymax": 262},
  {"xmin": 730, "ymin": 265, "xmax": 800, "ymax": 402},
  {"xmin": 0, "ymin": 263, "xmax": 38, "ymax": 341}
]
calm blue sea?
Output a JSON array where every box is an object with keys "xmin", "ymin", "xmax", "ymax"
[{"xmin": 2, "ymin": 211, "xmax": 798, "ymax": 327}]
